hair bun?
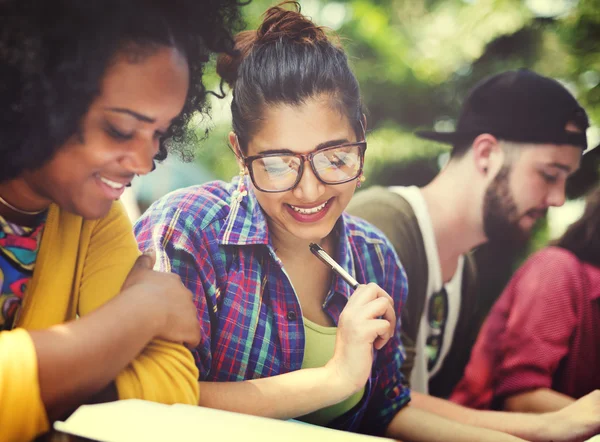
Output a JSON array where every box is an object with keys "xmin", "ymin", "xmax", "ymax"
[
  {"xmin": 216, "ymin": 2, "xmax": 330, "ymax": 88},
  {"xmin": 257, "ymin": 2, "xmax": 327, "ymax": 45}
]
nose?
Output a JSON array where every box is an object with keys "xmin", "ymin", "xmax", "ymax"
[
  {"xmin": 292, "ymin": 161, "xmax": 325, "ymax": 201},
  {"xmin": 547, "ymin": 184, "xmax": 567, "ymax": 207},
  {"xmin": 120, "ymin": 138, "xmax": 159, "ymax": 176}
]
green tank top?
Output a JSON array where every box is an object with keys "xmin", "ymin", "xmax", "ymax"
[{"xmin": 297, "ymin": 317, "xmax": 365, "ymax": 426}]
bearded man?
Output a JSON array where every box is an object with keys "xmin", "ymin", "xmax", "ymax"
[{"xmin": 347, "ymin": 69, "xmax": 599, "ymax": 442}]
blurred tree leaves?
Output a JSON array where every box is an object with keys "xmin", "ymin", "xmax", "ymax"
[{"xmin": 192, "ymin": 0, "xmax": 598, "ymax": 187}]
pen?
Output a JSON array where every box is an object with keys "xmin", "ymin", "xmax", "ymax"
[{"xmin": 309, "ymin": 243, "xmax": 360, "ymax": 290}]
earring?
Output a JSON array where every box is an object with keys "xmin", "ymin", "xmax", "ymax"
[
  {"xmin": 356, "ymin": 174, "xmax": 366, "ymax": 188},
  {"xmin": 231, "ymin": 169, "xmax": 248, "ymax": 203}
]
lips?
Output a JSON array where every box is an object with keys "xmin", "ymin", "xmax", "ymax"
[
  {"xmin": 525, "ymin": 208, "xmax": 548, "ymax": 219},
  {"xmin": 289, "ymin": 200, "xmax": 328, "ymax": 215},
  {"xmin": 99, "ymin": 176, "xmax": 126, "ymax": 190},
  {"xmin": 285, "ymin": 198, "xmax": 333, "ymax": 223},
  {"xmin": 95, "ymin": 173, "xmax": 132, "ymax": 200}
]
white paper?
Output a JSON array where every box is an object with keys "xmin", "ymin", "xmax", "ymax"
[{"xmin": 54, "ymin": 399, "xmax": 392, "ymax": 442}]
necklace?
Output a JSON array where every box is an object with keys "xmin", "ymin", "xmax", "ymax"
[{"xmin": 0, "ymin": 194, "xmax": 46, "ymax": 216}]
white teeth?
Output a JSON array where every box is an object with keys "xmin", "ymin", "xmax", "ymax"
[
  {"xmin": 290, "ymin": 201, "xmax": 328, "ymax": 214},
  {"xmin": 99, "ymin": 176, "xmax": 125, "ymax": 189}
]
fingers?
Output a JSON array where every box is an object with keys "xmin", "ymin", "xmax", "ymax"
[
  {"xmin": 370, "ymin": 319, "xmax": 394, "ymax": 350},
  {"xmin": 359, "ymin": 296, "xmax": 396, "ymax": 325},
  {"xmin": 183, "ymin": 326, "xmax": 201, "ymax": 348},
  {"xmin": 340, "ymin": 283, "xmax": 396, "ymax": 351},
  {"xmin": 350, "ymin": 283, "xmax": 394, "ymax": 309},
  {"xmin": 132, "ymin": 249, "xmax": 156, "ymax": 271}
]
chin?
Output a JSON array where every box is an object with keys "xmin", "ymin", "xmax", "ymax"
[
  {"xmin": 70, "ymin": 199, "xmax": 114, "ymax": 220},
  {"xmin": 288, "ymin": 220, "xmax": 338, "ymax": 243}
]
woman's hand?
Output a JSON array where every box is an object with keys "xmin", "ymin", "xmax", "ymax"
[
  {"xmin": 120, "ymin": 250, "xmax": 201, "ymax": 347},
  {"xmin": 327, "ymin": 282, "xmax": 396, "ymax": 392}
]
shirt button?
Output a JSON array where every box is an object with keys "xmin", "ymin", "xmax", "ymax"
[{"xmin": 286, "ymin": 311, "xmax": 297, "ymax": 321}]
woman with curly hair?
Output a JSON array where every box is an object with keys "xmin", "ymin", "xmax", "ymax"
[{"xmin": 0, "ymin": 0, "xmax": 243, "ymax": 439}]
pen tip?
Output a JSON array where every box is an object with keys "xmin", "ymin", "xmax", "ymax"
[{"xmin": 309, "ymin": 242, "xmax": 319, "ymax": 253}]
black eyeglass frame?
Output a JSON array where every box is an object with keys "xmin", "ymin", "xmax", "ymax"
[{"xmin": 240, "ymin": 141, "xmax": 368, "ymax": 193}]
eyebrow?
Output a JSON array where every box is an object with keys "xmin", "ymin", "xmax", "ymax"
[
  {"xmin": 104, "ymin": 107, "xmax": 156, "ymax": 124},
  {"xmin": 543, "ymin": 162, "xmax": 574, "ymax": 173},
  {"xmin": 257, "ymin": 139, "xmax": 351, "ymax": 155}
]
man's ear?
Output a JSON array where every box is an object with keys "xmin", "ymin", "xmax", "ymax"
[
  {"xmin": 228, "ymin": 131, "xmax": 246, "ymax": 170},
  {"xmin": 471, "ymin": 133, "xmax": 502, "ymax": 176}
]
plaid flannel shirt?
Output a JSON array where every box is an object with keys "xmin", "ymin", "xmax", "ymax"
[{"xmin": 134, "ymin": 176, "xmax": 411, "ymax": 435}]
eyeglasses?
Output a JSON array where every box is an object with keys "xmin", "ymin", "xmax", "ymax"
[{"xmin": 240, "ymin": 141, "xmax": 367, "ymax": 193}]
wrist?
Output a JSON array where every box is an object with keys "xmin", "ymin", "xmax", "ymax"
[
  {"xmin": 533, "ymin": 413, "xmax": 559, "ymax": 441},
  {"xmin": 323, "ymin": 359, "xmax": 362, "ymax": 401},
  {"xmin": 116, "ymin": 286, "xmax": 164, "ymax": 339}
]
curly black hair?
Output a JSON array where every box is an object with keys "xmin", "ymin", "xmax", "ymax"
[{"xmin": 0, "ymin": 0, "xmax": 245, "ymax": 182}]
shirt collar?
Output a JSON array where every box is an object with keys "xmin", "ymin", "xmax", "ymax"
[
  {"xmin": 218, "ymin": 177, "xmax": 357, "ymax": 300},
  {"xmin": 218, "ymin": 174, "xmax": 270, "ymax": 246},
  {"xmin": 325, "ymin": 214, "xmax": 357, "ymax": 304}
]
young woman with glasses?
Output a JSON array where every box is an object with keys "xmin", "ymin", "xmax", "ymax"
[
  {"xmin": 135, "ymin": 3, "xmax": 523, "ymax": 441},
  {"xmin": 0, "ymin": 1, "xmax": 242, "ymax": 439}
]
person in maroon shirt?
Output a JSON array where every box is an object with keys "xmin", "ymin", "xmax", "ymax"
[{"xmin": 451, "ymin": 185, "xmax": 600, "ymax": 412}]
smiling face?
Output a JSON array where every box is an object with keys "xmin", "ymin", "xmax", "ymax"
[
  {"xmin": 243, "ymin": 96, "xmax": 361, "ymax": 244},
  {"xmin": 483, "ymin": 142, "xmax": 582, "ymax": 243},
  {"xmin": 20, "ymin": 45, "xmax": 189, "ymax": 220}
]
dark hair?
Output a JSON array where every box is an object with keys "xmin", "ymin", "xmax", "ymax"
[
  {"xmin": 0, "ymin": 0, "xmax": 244, "ymax": 182},
  {"xmin": 216, "ymin": 1, "xmax": 363, "ymax": 154},
  {"xmin": 554, "ymin": 186, "xmax": 600, "ymax": 267}
]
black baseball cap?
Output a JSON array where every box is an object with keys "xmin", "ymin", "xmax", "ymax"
[{"xmin": 416, "ymin": 69, "xmax": 589, "ymax": 149}]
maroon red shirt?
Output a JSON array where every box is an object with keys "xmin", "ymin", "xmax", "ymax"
[{"xmin": 451, "ymin": 247, "xmax": 600, "ymax": 409}]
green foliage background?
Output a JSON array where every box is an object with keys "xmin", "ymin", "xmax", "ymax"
[{"xmin": 193, "ymin": 0, "xmax": 599, "ymax": 191}]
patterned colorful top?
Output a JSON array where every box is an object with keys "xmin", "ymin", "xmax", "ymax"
[
  {"xmin": 134, "ymin": 176, "xmax": 411, "ymax": 436},
  {"xmin": 0, "ymin": 214, "xmax": 45, "ymax": 330}
]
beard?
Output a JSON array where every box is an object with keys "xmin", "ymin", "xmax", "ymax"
[{"xmin": 482, "ymin": 165, "xmax": 540, "ymax": 245}]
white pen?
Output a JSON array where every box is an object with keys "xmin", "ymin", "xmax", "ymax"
[{"xmin": 309, "ymin": 242, "xmax": 360, "ymax": 290}]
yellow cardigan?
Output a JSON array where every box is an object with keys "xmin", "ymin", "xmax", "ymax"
[{"xmin": 0, "ymin": 201, "xmax": 199, "ymax": 442}]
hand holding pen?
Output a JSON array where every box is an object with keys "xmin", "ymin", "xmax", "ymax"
[
  {"xmin": 309, "ymin": 242, "xmax": 396, "ymax": 351},
  {"xmin": 309, "ymin": 242, "xmax": 396, "ymax": 388}
]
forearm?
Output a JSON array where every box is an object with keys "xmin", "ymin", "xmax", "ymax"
[
  {"xmin": 385, "ymin": 404, "xmax": 526, "ymax": 442},
  {"xmin": 198, "ymin": 365, "xmax": 353, "ymax": 420},
  {"xmin": 504, "ymin": 388, "xmax": 575, "ymax": 413},
  {"xmin": 30, "ymin": 288, "xmax": 158, "ymax": 419},
  {"xmin": 412, "ymin": 391, "xmax": 560, "ymax": 441}
]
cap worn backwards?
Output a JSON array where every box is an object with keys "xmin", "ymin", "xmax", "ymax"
[{"xmin": 416, "ymin": 69, "xmax": 589, "ymax": 150}]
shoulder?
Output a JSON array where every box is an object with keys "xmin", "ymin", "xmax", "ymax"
[
  {"xmin": 348, "ymin": 186, "xmax": 408, "ymax": 214},
  {"xmin": 506, "ymin": 247, "xmax": 584, "ymax": 300},
  {"xmin": 347, "ymin": 187, "xmax": 419, "ymax": 236},
  {"xmin": 520, "ymin": 247, "xmax": 582, "ymax": 276},
  {"xmin": 50, "ymin": 200, "xmax": 131, "ymax": 238},
  {"xmin": 344, "ymin": 212, "xmax": 394, "ymax": 249},
  {"xmin": 344, "ymin": 213, "xmax": 408, "ymax": 291},
  {"xmin": 135, "ymin": 180, "xmax": 232, "ymax": 234}
]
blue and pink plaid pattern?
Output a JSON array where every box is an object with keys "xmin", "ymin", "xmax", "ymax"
[{"xmin": 134, "ymin": 176, "xmax": 411, "ymax": 435}]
